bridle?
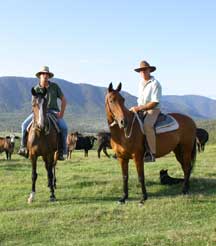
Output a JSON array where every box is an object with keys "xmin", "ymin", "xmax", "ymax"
[
  {"xmin": 32, "ymin": 96, "xmax": 48, "ymax": 132},
  {"xmin": 105, "ymin": 97, "xmax": 118, "ymax": 127},
  {"xmin": 105, "ymin": 95, "xmax": 137, "ymax": 139}
]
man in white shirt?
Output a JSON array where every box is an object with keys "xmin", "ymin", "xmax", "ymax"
[{"xmin": 130, "ymin": 60, "xmax": 162, "ymax": 162}]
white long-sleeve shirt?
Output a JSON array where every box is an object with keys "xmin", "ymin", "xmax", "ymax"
[{"xmin": 137, "ymin": 76, "xmax": 162, "ymax": 109}]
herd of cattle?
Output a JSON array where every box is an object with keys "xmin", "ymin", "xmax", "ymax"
[{"xmin": 0, "ymin": 128, "xmax": 209, "ymax": 160}]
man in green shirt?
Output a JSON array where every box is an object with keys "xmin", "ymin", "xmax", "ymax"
[{"xmin": 18, "ymin": 66, "xmax": 68, "ymax": 160}]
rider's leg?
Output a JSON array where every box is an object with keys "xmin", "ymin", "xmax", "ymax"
[
  {"xmin": 57, "ymin": 117, "xmax": 68, "ymax": 158},
  {"xmin": 18, "ymin": 113, "xmax": 33, "ymax": 156},
  {"xmin": 143, "ymin": 109, "xmax": 160, "ymax": 162}
]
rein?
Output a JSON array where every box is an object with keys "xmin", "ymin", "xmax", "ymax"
[
  {"xmin": 32, "ymin": 113, "xmax": 60, "ymax": 135},
  {"xmin": 32, "ymin": 99, "xmax": 51, "ymax": 135},
  {"xmin": 123, "ymin": 112, "xmax": 145, "ymax": 138},
  {"xmin": 106, "ymin": 98, "xmax": 142, "ymax": 139},
  {"xmin": 105, "ymin": 97, "xmax": 117, "ymax": 127},
  {"xmin": 32, "ymin": 116, "xmax": 50, "ymax": 135},
  {"xmin": 124, "ymin": 113, "xmax": 136, "ymax": 138}
]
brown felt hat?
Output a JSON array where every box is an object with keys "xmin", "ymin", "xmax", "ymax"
[
  {"xmin": 36, "ymin": 66, "xmax": 54, "ymax": 78},
  {"xmin": 134, "ymin": 60, "xmax": 156, "ymax": 73}
]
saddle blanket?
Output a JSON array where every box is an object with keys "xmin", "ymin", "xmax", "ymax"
[
  {"xmin": 155, "ymin": 114, "xmax": 179, "ymax": 134},
  {"xmin": 137, "ymin": 112, "xmax": 179, "ymax": 134}
]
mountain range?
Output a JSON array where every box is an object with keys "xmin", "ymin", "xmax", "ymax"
[{"xmin": 0, "ymin": 76, "xmax": 215, "ymax": 132}]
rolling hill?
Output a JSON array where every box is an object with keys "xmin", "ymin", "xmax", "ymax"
[{"xmin": 0, "ymin": 76, "xmax": 216, "ymax": 132}]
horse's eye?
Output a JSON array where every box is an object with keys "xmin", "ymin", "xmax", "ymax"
[{"xmin": 110, "ymin": 98, "xmax": 115, "ymax": 104}]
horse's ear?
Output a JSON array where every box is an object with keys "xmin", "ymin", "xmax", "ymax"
[
  {"xmin": 31, "ymin": 87, "xmax": 37, "ymax": 97},
  {"xmin": 116, "ymin": 82, "xmax": 122, "ymax": 92},
  {"xmin": 108, "ymin": 83, "xmax": 113, "ymax": 92}
]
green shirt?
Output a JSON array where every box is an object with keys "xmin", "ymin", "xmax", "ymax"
[{"xmin": 34, "ymin": 81, "xmax": 64, "ymax": 111}]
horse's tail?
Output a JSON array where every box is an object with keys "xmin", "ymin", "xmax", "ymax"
[{"xmin": 191, "ymin": 139, "xmax": 197, "ymax": 172}]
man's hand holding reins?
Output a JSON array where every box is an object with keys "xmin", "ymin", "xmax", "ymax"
[
  {"xmin": 130, "ymin": 102, "xmax": 158, "ymax": 113},
  {"xmin": 129, "ymin": 106, "xmax": 141, "ymax": 113}
]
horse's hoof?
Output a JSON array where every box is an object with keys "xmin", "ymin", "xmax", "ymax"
[
  {"xmin": 27, "ymin": 192, "xmax": 35, "ymax": 204},
  {"xmin": 117, "ymin": 197, "xmax": 128, "ymax": 204},
  {"xmin": 28, "ymin": 197, "xmax": 33, "ymax": 204},
  {"xmin": 139, "ymin": 201, "xmax": 144, "ymax": 207},
  {"xmin": 182, "ymin": 188, "xmax": 189, "ymax": 195},
  {"xmin": 139, "ymin": 195, "xmax": 148, "ymax": 205},
  {"xmin": 117, "ymin": 200, "xmax": 125, "ymax": 205},
  {"xmin": 50, "ymin": 196, "xmax": 56, "ymax": 202},
  {"xmin": 139, "ymin": 199, "xmax": 146, "ymax": 206},
  {"xmin": 182, "ymin": 190, "xmax": 189, "ymax": 195}
]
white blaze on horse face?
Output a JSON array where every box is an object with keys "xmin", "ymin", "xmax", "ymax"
[
  {"xmin": 38, "ymin": 98, "xmax": 44, "ymax": 128},
  {"xmin": 10, "ymin": 134, "xmax": 15, "ymax": 143}
]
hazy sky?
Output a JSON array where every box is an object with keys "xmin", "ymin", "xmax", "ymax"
[{"xmin": 0, "ymin": 0, "xmax": 215, "ymax": 97}]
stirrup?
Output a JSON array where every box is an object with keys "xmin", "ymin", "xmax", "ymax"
[
  {"xmin": 18, "ymin": 147, "xmax": 28, "ymax": 158},
  {"xmin": 58, "ymin": 152, "xmax": 65, "ymax": 161},
  {"xmin": 144, "ymin": 152, "xmax": 155, "ymax": 163}
]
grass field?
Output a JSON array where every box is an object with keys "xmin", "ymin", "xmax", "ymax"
[{"xmin": 0, "ymin": 146, "xmax": 216, "ymax": 246}]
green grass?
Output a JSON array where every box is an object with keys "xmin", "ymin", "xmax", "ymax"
[{"xmin": 0, "ymin": 147, "xmax": 216, "ymax": 246}]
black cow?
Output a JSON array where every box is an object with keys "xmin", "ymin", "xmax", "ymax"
[
  {"xmin": 75, "ymin": 135, "xmax": 97, "ymax": 157},
  {"xmin": 196, "ymin": 128, "xmax": 209, "ymax": 152},
  {"xmin": 160, "ymin": 169, "xmax": 184, "ymax": 185},
  {"xmin": 97, "ymin": 132, "xmax": 111, "ymax": 158}
]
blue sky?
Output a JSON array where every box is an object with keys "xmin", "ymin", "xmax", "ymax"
[{"xmin": 0, "ymin": 0, "xmax": 215, "ymax": 97}]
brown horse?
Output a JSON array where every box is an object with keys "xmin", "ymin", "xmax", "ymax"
[
  {"xmin": 27, "ymin": 87, "xmax": 58, "ymax": 203},
  {"xmin": 105, "ymin": 83, "xmax": 197, "ymax": 204}
]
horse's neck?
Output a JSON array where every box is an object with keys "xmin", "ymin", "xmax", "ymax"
[
  {"xmin": 31, "ymin": 114, "xmax": 49, "ymax": 137},
  {"xmin": 110, "ymin": 110, "xmax": 137, "ymax": 138},
  {"xmin": 32, "ymin": 112, "xmax": 49, "ymax": 126}
]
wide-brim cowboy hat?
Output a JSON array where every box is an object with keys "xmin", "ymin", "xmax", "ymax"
[
  {"xmin": 35, "ymin": 66, "xmax": 54, "ymax": 78},
  {"xmin": 134, "ymin": 60, "xmax": 156, "ymax": 73}
]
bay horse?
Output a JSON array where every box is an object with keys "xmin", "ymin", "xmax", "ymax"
[
  {"xmin": 27, "ymin": 87, "xmax": 59, "ymax": 203},
  {"xmin": 105, "ymin": 83, "xmax": 197, "ymax": 204}
]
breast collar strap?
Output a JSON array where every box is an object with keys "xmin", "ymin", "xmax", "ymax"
[{"xmin": 106, "ymin": 98, "xmax": 118, "ymax": 127}]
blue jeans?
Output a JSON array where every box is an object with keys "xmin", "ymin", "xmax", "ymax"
[{"xmin": 21, "ymin": 111, "xmax": 68, "ymax": 154}]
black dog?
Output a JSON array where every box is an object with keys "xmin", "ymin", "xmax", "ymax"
[{"xmin": 160, "ymin": 169, "xmax": 184, "ymax": 185}]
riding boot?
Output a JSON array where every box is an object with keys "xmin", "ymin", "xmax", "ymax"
[
  {"xmin": 58, "ymin": 133, "xmax": 65, "ymax": 161},
  {"xmin": 18, "ymin": 133, "xmax": 29, "ymax": 158},
  {"xmin": 144, "ymin": 152, "xmax": 155, "ymax": 163}
]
